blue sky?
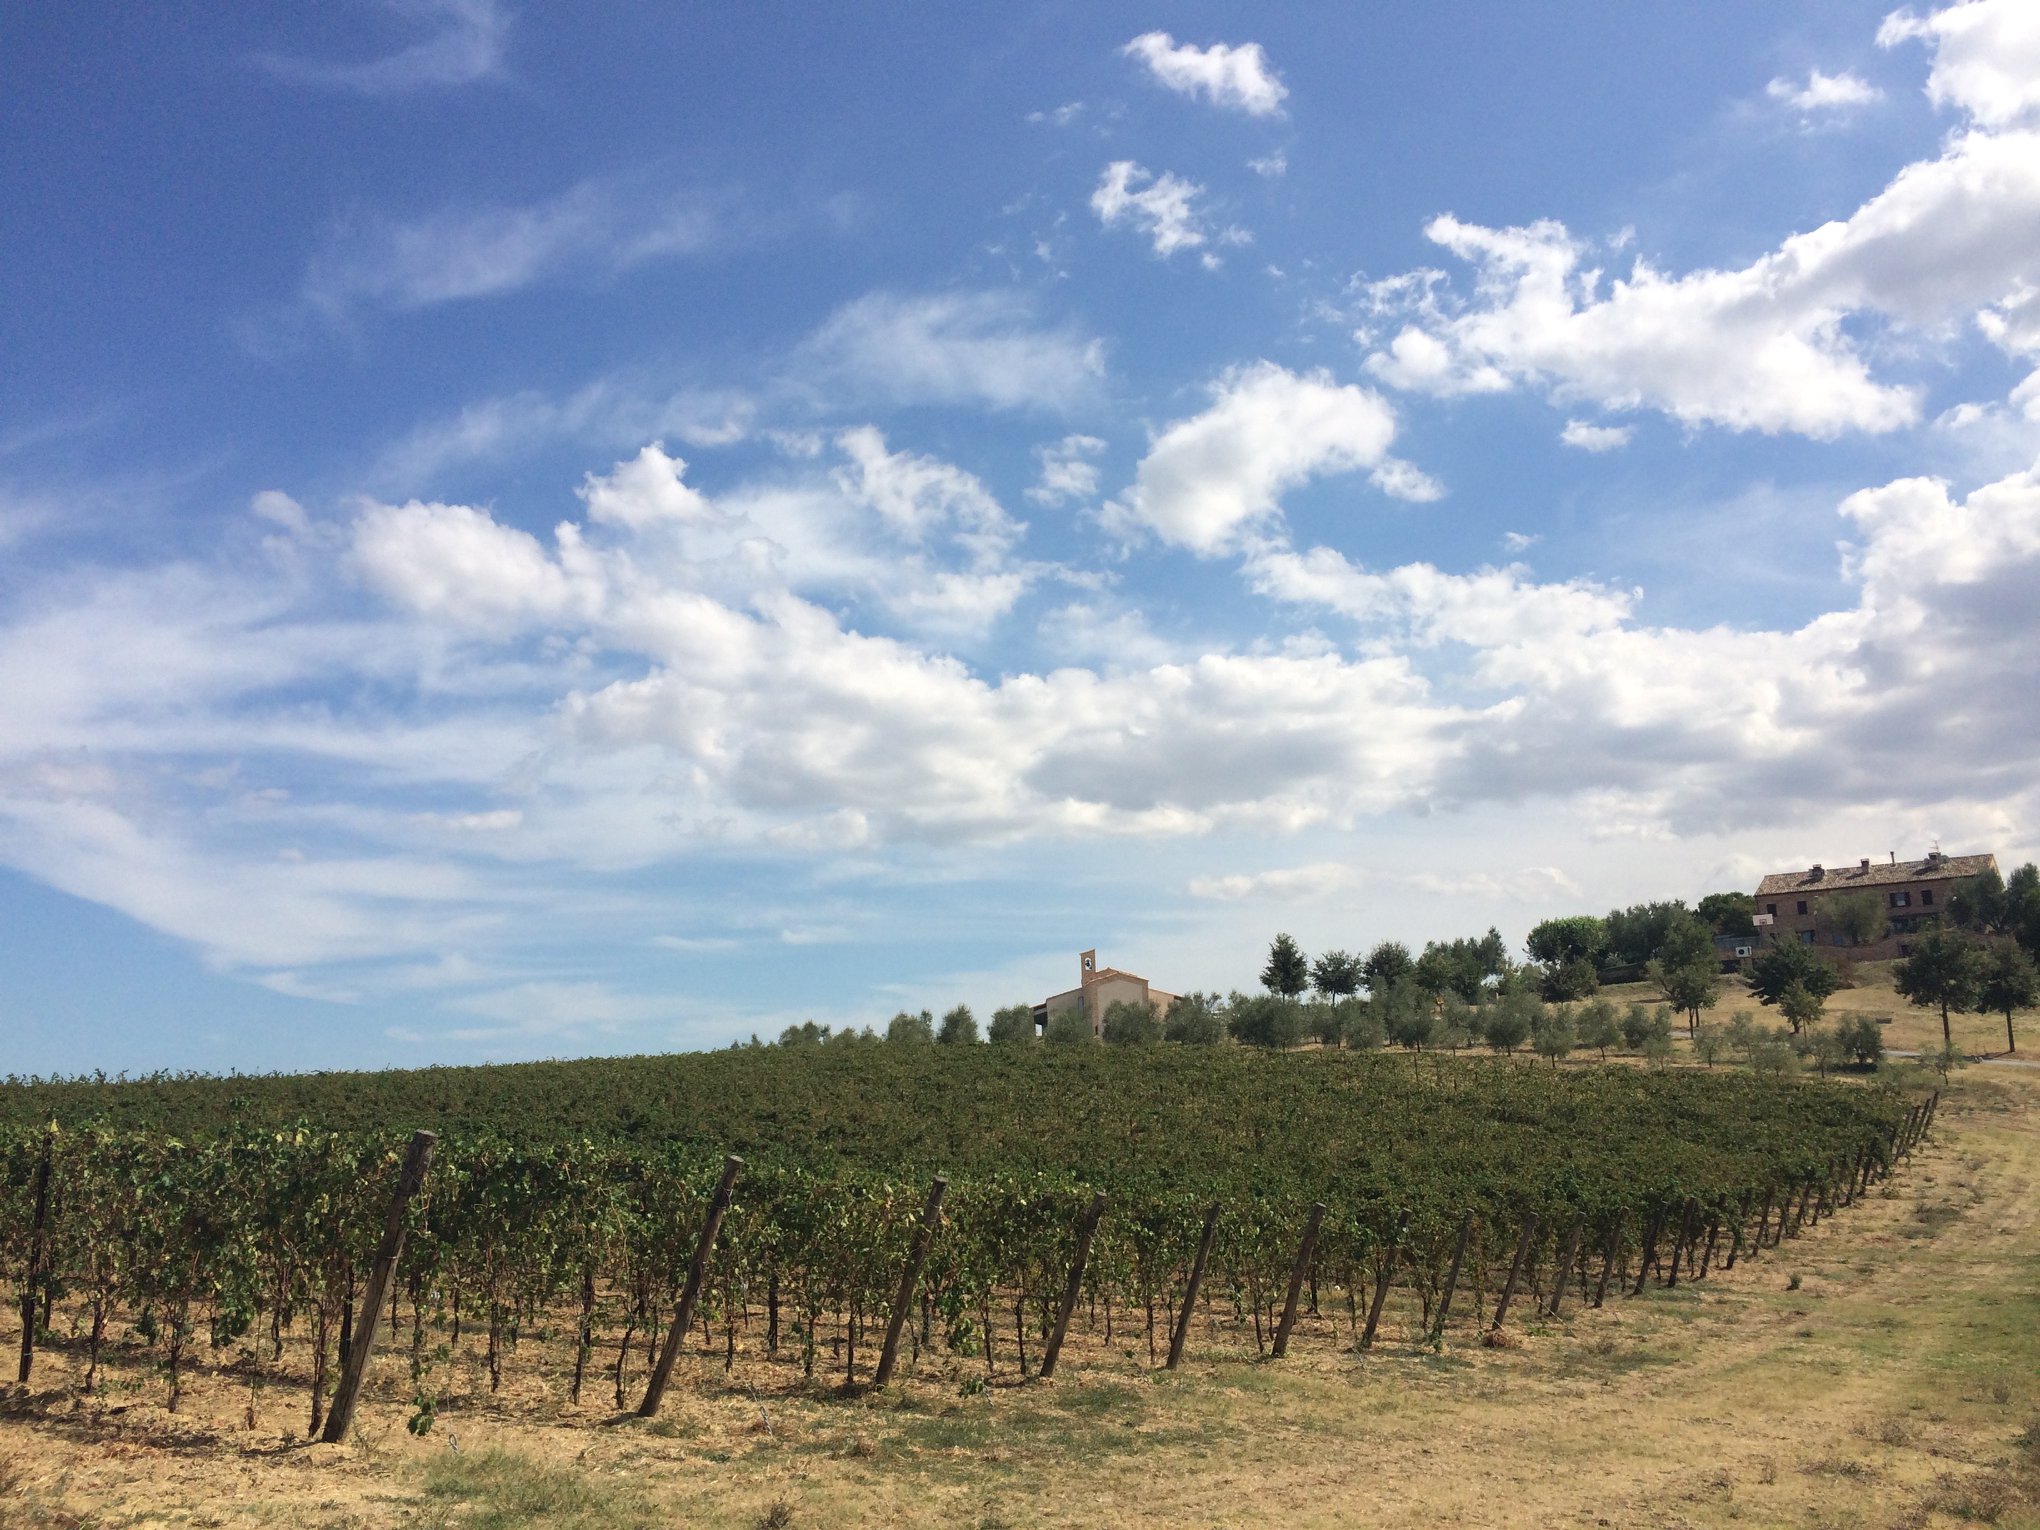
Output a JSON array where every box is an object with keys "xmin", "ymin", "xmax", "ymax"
[{"xmin": 5, "ymin": 1, "xmax": 2039, "ymax": 1074}]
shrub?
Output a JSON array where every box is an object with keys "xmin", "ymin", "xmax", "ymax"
[
  {"xmin": 1340, "ymin": 998, "xmax": 1385, "ymax": 1050},
  {"xmin": 987, "ymin": 1005, "xmax": 1036, "ymax": 1044},
  {"xmin": 1575, "ymin": 998, "xmax": 1620, "ymax": 1060},
  {"xmin": 1101, "ymin": 999, "xmax": 1161, "ymax": 1046},
  {"xmin": 886, "ymin": 1010, "xmax": 934, "ymax": 1045},
  {"xmin": 1163, "ymin": 993, "xmax": 1226, "ymax": 1045},
  {"xmin": 1043, "ymin": 1008, "xmax": 1094, "ymax": 1045},
  {"xmin": 1837, "ymin": 1013, "xmax": 1884, "ymax": 1067},
  {"xmin": 937, "ymin": 1005, "xmax": 980, "ymax": 1045}
]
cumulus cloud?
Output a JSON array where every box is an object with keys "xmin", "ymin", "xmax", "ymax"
[
  {"xmin": 798, "ymin": 290, "xmax": 1105, "ymax": 412},
  {"xmin": 10, "ymin": 428, "xmax": 2040, "ymax": 1003},
  {"xmin": 1091, "ymin": 162, "xmax": 1214, "ymax": 259},
  {"xmin": 253, "ymin": 0, "xmax": 510, "ymax": 94},
  {"xmin": 1106, "ymin": 363, "xmax": 1409, "ymax": 554},
  {"xmin": 1122, "ymin": 32, "xmax": 1288, "ymax": 117},
  {"xmin": 1879, "ymin": 0, "xmax": 2040, "ymax": 126},
  {"xmin": 1766, "ymin": 68, "xmax": 1882, "ymax": 112},
  {"xmin": 1361, "ymin": 114, "xmax": 2040, "ymax": 435},
  {"xmin": 1560, "ymin": 419, "xmax": 1633, "ymax": 451}
]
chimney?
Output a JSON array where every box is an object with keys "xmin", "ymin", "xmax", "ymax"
[{"xmin": 1860, "ymin": 858, "xmax": 1870, "ymax": 872}]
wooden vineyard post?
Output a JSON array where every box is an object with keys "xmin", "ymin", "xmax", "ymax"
[
  {"xmin": 320, "ymin": 1129, "xmax": 436, "ymax": 1444},
  {"xmin": 1430, "ymin": 1210, "xmax": 1474, "ymax": 1342},
  {"xmin": 1665, "ymin": 1198, "xmax": 1699, "ymax": 1289},
  {"xmin": 1360, "ymin": 1214, "xmax": 1408, "ymax": 1351},
  {"xmin": 1546, "ymin": 1215, "xmax": 1584, "ymax": 1319},
  {"xmin": 1490, "ymin": 1213, "xmax": 1539, "ymax": 1332},
  {"xmin": 639, "ymin": 1154, "xmax": 744, "ymax": 1418},
  {"xmin": 1166, "ymin": 1202, "xmax": 1222, "ymax": 1371},
  {"xmin": 1039, "ymin": 1191, "xmax": 1108, "ymax": 1380},
  {"xmin": 1592, "ymin": 1212, "xmax": 1624, "ymax": 1309},
  {"xmin": 873, "ymin": 1174, "xmax": 947, "ymax": 1388},
  {"xmin": 1269, "ymin": 1202, "xmax": 1325, "ymax": 1359},
  {"xmin": 1629, "ymin": 1209, "xmax": 1664, "ymax": 1297},
  {"xmin": 16, "ymin": 1135, "xmax": 51, "ymax": 1385},
  {"xmin": 1723, "ymin": 1192, "xmax": 1752, "ymax": 1270}
]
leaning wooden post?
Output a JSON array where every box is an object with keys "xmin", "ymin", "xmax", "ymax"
[
  {"xmin": 873, "ymin": 1175, "xmax": 947, "ymax": 1388},
  {"xmin": 1039, "ymin": 1191, "xmax": 1108, "ymax": 1380},
  {"xmin": 1490, "ymin": 1213, "xmax": 1539, "ymax": 1331},
  {"xmin": 1665, "ymin": 1198, "xmax": 1700, "ymax": 1289},
  {"xmin": 1629, "ymin": 1208, "xmax": 1665, "ymax": 1297},
  {"xmin": 1592, "ymin": 1212, "xmax": 1624, "ymax": 1308},
  {"xmin": 320, "ymin": 1130, "xmax": 436, "ymax": 1444},
  {"xmin": 16, "ymin": 1136, "xmax": 52, "ymax": 1385},
  {"xmin": 1166, "ymin": 1202, "xmax": 1222, "ymax": 1371},
  {"xmin": 1269, "ymin": 1202, "xmax": 1326, "ymax": 1359},
  {"xmin": 1430, "ymin": 1210, "xmax": 1474, "ymax": 1341},
  {"xmin": 639, "ymin": 1154, "xmax": 744, "ymax": 1418},
  {"xmin": 1546, "ymin": 1215, "xmax": 1585, "ymax": 1318},
  {"xmin": 1360, "ymin": 1214, "xmax": 1408, "ymax": 1351}
]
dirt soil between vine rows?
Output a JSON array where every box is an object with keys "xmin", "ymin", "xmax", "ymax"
[{"xmin": 4, "ymin": 1066, "xmax": 2038, "ymax": 1529}]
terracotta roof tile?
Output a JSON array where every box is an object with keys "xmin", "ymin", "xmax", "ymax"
[{"xmin": 1755, "ymin": 853, "xmax": 1995, "ymax": 896}]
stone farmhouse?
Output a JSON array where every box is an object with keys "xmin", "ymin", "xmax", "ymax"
[
  {"xmin": 1033, "ymin": 950, "xmax": 1179, "ymax": 1039},
  {"xmin": 1754, "ymin": 849, "xmax": 1997, "ymax": 960}
]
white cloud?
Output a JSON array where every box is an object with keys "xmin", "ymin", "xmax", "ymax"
[
  {"xmin": 1091, "ymin": 162, "xmax": 1214, "ymax": 259},
  {"xmin": 1879, "ymin": 0, "xmax": 2040, "ymax": 127},
  {"xmin": 1362, "ymin": 118, "xmax": 2040, "ymax": 435},
  {"xmin": 1122, "ymin": 32, "xmax": 1288, "ymax": 117},
  {"xmin": 1766, "ymin": 68, "xmax": 1883, "ymax": 112},
  {"xmin": 1188, "ymin": 862, "xmax": 1355, "ymax": 900},
  {"xmin": 798, "ymin": 290, "xmax": 1105, "ymax": 412},
  {"xmin": 1027, "ymin": 434, "xmax": 1107, "ymax": 507},
  {"xmin": 1560, "ymin": 419, "xmax": 1634, "ymax": 451},
  {"xmin": 577, "ymin": 442, "xmax": 715, "ymax": 531},
  {"xmin": 1106, "ymin": 363, "xmax": 1405, "ymax": 554},
  {"xmin": 1249, "ymin": 152, "xmax": 1288, "ymax": 179},
  {"xmin": 351, "ymin": 498, "xmax": 607, "ymax": 634},
  {"xmin": 253, "ymin": 0, "xmax": 509, "ymax": 94},
  {"xmin": 300, "ymin": 176, "xmax": 720, "ymax": 319}
]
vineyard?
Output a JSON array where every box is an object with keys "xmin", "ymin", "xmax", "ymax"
[{"xmin": 1, "ymin": 1048, "xmax": 1929, "ymax": 1439}]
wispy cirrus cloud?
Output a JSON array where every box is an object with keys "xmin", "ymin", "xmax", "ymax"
[
  {"xmin": 253, "ymin": 0, "xmax": 511, "ymax": 96},
  {"xmin": 299, "ymin": 175, "xmax": 725, "ymax": 322}
]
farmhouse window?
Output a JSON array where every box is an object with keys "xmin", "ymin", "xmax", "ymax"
[
  {"xmin": 1796, "ymin": 900, "xmax": 1809, "ymax": 915},
  {"xmin": 1920, "ymin": 889, "xmax": 1934, "ymax": 906},
  {"xmin": 1766, "ymin": 903, "xmax": 1777, "ymax": 915},
  {"xmin": 1798, "ymin": 930, "xmax": 1816, "ymax": 944},
  {"xmin": 1889, "ymin": 891, "xmax": 1911, "ymax": 908}
]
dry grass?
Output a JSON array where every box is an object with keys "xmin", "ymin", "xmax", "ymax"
[{"xmin": 4, "ymin": 1067, "xmax": 2038, "ymax": 1528}]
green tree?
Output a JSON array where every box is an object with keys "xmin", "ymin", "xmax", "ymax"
[
  {"xmin": 886, "ymin": 1010, "xmax": 935, "ymax": 1045},
  {"xmin": 1524, "ymin": 915, "xmax": 1608, "ymax": 970},
  {"xmin": 1692, "ymin": 1025, "xmax": 1729, "ymax": 1067},
  {"xmin": 1541, "ymin": 955, "xmax": 1601, "ymax": 1003},
  {"xmin": 1380, "ymin": 980, "xmax": 1436, "ymax": 1049},
  {"xmin": 1947, "ymin": 866, "xmax": 2010, "ymax": 935},
  {"xmin": 1530, "ymin": 1005, "xmax": 1575, "ymax": 1067},
  {"xmin": 1777, "ymin": 980, "xmax": 1825, "ymax": 1035},
  {"xmin": 777, "ymin": 1020, "xmax": 831, "ymax": 1047},
  {"xmin": 1575, "ymin": 997, "xmax": 1621, "ymax": 1060},
  {"xmin": 1414, "ymin": 929, "xmax": 1508, "ymax": 1002},
  {"xmin": 1436, "ymin": 991, "xmax": 1478, "ymax": 1051},
  {"xmin": 1309, "ymin": 949, "xmax": 1362, "ymax": 999},
  {"xmin": 1361, "ymin": 940, "xmax": 1414, "ymax": 992},
  {"xmin": 1696, "ymin": 891, "xmax": 1757, "ymax": 937},
  {"xmin": 1837, "ymin": 1013, "xmax": 1885, "ymax": 1067},
  {"xmin": 1228, "ymin": 992, "xmax": 1307, "ymax": 1049},
  {"xmin": 1807, "ymin": 1026, "xmax": 1849, "ymax": 1077},
  {"xmin": 1894, "ymin": 926, "xmax": 1987, "ymax": 1049},
  {"xmin": 937, "ymin": 1004, "xmax": 980, "ymax": 1044},
  {"xmin": 1976, "ymin": 941, "xmax": 2040, "ymax": 1054},
  {"xmin": 987, "ymin": 1004, "xmax": 1036, "ymax": 1044},
  {"xmin": 1043, "ymin": 1007, "xmax": 1094, "ymax": 1045},
  {"xmin": 1482, "ymin": 991, "xmax": 1538, "ymax": 1054},
  {"xmin": 1602, "ymin": 900, "xmax": 1692, "ymax": 969},
  {"xmin": 1340, "ymin": 999, "xmax": 1386, "ymax": 1051},
  {"xmin": 1646, "ymin": 915, "xmax": 1721, "ymax": 1034},
  {"xmin": 1747, "ymin": 940, "xmax": 1841, "ymax": 1009},
  {"xmin": 1162, "ymin": 993, "xmax": 1226, "ymax": 1045},
  {"xmin": 1261, "ymin": 933, "xmax": 1309, "ymax": 999},
  {"xmin": 1818, "ymin": 891, "xmax": 1888, "ymax": 948},
  {"xmin": 1618, "ymin": 1001, "xmax": 1669, "ymax": 1053},
  {"xmin": 1101, "ymin": 999, "xmax": 1161, "ymax": 1046}
]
